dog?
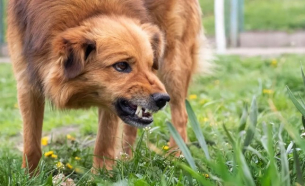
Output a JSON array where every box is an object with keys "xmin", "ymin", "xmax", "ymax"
[{"xmin": 7, "ymin": 0, "xmax": 209, "ymax": 172}]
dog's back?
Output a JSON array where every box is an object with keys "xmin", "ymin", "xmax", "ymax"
[{"xmin": 7, "ymin": 0, "xmax": 202, "ymax": 67}]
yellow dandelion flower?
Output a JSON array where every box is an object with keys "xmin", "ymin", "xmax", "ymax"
[
  {"xmin": 44, "ymin": 151, "xmax": 54, "ymax": 157},
  {"xmin": 263, "ymin": 89, "xmax": 274, "ymax": 95},
  {"xmin": 75, "ymin": 167, "xmax": 84, "ymax": 174},
  {"xmin": 204, "ymin": 174, "xmax": 209, "ymax": 178},
  {"xmin": 41, "ymin": 137, "xmax": 49, "ymax": 146},
  {"xmin": 14, "ymin": 103, "xmax": 19, "ymax": 109},
  {"xmin": 56, "ymin": 161, "xmax": 64, "ymax": 169},
  {"xmin": 189, "ymin": 94, "xmax": 197, "ymax": 100},
  {"xmin": 162, "ymin": 145, "xmax": 169, "ymax": 150},
  {"xmin": 66, "ymin": 134, "xmax": 76, "ymax": 141},
  {"xmin": 203, "ymin": 117, "xmax": 209, "ymax": 122},
  {"xmin": 271, "ymin": 59, "xmax": 277, "ymax": 67},
  {"xmin": 66, "ymin": 163, "xmax": 73, "ymax": 169},
  {"xmin": 75, "ymin": 157, "xmax": 81, "ymax": 161},
  {"xmin": 51, "ymin": 154, "xmax": 58, "ymax": 159},
  {"xmin": 200, "ymin": 99, "xmax": 208, "ymax": 105}
]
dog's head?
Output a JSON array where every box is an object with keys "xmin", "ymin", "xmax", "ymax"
[{"xmin": 46, "ymin": 16, "xmax": 169, "ymax": 127}]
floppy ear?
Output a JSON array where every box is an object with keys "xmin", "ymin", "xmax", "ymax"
[
  {"xmin": 141, "ymin": 24, "xmax": 165, "ymax": 70},
  {"xmin": 53, "ymin": 31, "xmax": 96, "ymax": 79}
]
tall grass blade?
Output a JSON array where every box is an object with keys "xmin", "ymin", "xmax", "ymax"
[
  {"xmin": 245, "ymin": 146, "xmax": 267, "ymax": 163},
  {"xmin": 166, "ymin": 122, "xmax": 197, "ymax": 170},
  {"xmin": 298, "ymin": 94, "xmax": 305, "ymax": 107},
  {"xmin": 178, "ymin": 163, "xmax": 214, "ymax": 186},
  {"xmin": 302, "ymin": 115, "xmax": 305, "ymax": 129},
  {"xmin": 161, "ymin": 175, "xmax": 167, "ymax": 186},
  {"xmin": 293, "ymin": 144, "xmax": 304, "ymax": 185},
  {"xmin": 278, "ymin": 125, "xmax": 290, "ymax": 186},
  {"xmin": 286, "ymin": 86, "xmax": 305, "ymax": 116},
  {"xmin": 222, "ymin": 124, "xmax": 235, "ymax": 145},
  {"xmin": 235, "ymin": 149, "xmax": 256, "ymax": 186},
  {"xmin": 238, "ymin": 104, "xmax": 248, "ymax": 132},
  {"xmin": 185, "ymin": 100, "xmax": 210, "ymax": 160},
  {"xmin": 44, "ymin": 174, "xmax": 53, "ymax": 186},
  {"xmin": 243, "ymin": 96, "xmax": 257, "ymax": 152},
  {"xmin": 301, "ymin": 67, "xmax": 305, "ymax": 88},
  {"xmin": 283, "ymin": 121, "xmax": 305, "ymax": 153},
  {"xmin": 261, "ymin": 122, "xmax": 280, "ymax": 185}
]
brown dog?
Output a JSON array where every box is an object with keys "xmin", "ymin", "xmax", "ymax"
[{"xmin": 7, "ymin": 0, "xmax": 209, "ymax": 172}]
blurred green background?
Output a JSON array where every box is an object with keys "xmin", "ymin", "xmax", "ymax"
[{"xmin": 200, "ymin": 0, "xmax": 305, "ymax": 35}]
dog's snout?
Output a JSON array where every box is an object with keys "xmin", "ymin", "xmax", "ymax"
[{"xmin": 152, "ymin": 93, "xmax": 170, "ymax": 109}]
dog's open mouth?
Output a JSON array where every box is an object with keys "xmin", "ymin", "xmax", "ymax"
[{"xmin": 115, "ymin": 99, "xmax": 155, "ymax": 127}]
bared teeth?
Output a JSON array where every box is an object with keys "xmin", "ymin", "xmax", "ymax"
[
  {"xmin": 144, "ymin": 109, "xmax": 153, "ymax": 114},
  {"xmin": 135, "ymin": 105, "xmax": 143, "ymax": 118},
  {"xmin": 135, "ymin": 106, "xmax": 142, "ymax": 116},
  {"xmin": 138, "ymin": 109, "xmax": 143, "ymax": 118},
  {"xmin": 135, "ymin": 105, "xmax": 153, "ymax": 118}
]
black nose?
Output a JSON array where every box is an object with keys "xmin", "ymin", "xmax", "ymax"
[{"xmin": 152, "ymin": 93, "xmax": 170, "ymax": 109}]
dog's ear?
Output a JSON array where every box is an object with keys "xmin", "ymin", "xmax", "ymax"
[
  {"xmin": 141, "ymin": 24, "xmax": 165, "ymax": 70},
  {"xmin": 54, "ymin": 31, "xmax": 96, "ymax": 79}
]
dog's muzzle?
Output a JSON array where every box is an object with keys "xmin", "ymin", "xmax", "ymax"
[{"xmin": 115, "ymin": 93, "xmax": 170, "ymax": 128}]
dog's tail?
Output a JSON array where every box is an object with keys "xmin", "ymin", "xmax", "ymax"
[
  {"xmin": 192, "ymin": 0, "xmax": 215, "ymax": 76},
  {"xmin": 194, "ymin": 28, "xmax": 215, "ymax": 76}
]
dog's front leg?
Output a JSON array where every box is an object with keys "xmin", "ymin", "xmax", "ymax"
[
  {"xmin": 169, "ymin": 100, "xmax": 188, "ymax": 147},
  {"xmin": 18, "ymin": 86, "xmax": 45, "ymax": 173},
  {"xmin": 93, "ymin": 108, "xmax": 119, "ymax": 170},
  {"xmin": 122, "ymin": 125, "xmax": 137, "ymax": 156}
]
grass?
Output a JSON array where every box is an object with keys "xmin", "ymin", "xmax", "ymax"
[
  {"xmin": 199, "ymin": 0, "xmax": 305, "ymax": 35},
  {"xmin": 1, "ymin": 54, "xmax": 305, "ymax": 185}
]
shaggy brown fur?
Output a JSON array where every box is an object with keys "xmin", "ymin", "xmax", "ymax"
[{"xmin": 7, "ymin": 0, "xmax": 207, "ymax": 173}]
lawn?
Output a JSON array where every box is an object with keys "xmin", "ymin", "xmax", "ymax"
[
  {"xmin": 1, "ymin": 54, "xmax": 305, "ymax": 185},
  {"xmin": 200, "ymin": 0, "xmax": 305, "ymax": 35}
]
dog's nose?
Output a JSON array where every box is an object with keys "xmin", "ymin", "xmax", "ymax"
[{"xmin": 152, "ymin": 93, "xmax": 170, "ymax": 109}]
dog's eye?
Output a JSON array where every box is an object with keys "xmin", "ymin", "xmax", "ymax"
[{"xmin": 113, "ymin": 62, "xmax": 131, "ymax": 73}]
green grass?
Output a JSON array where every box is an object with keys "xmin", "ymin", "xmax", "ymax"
[
  {"xmin": 1, "ymin": 54, "xmax": 305, "ymax": 185},
  {"xmin": 199, "ymin": 0, "xmax": 305, "ymax": 35}
]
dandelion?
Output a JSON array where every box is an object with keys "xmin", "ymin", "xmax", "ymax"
[
  {"xmin": 119, "ymin": 152, "xmax": 129, "ymax": 159},
  {"xmin": 67, "ymin": 134, "xmax": 76, "ymax": 141},
  {"xmin": 75, "ymin": 157, "xmax": 81, "ymax": 161},
  {"xmin": 143, "ymin": 126, "xmax": 151, "ymax": 131},
  {"xmin": 162, "ymin": 145, "xmax": 169, "ymax": 150},
  {"xmin": 203, "ymin": 117, "xmax": 209, "ymax": 122},
  {"xmin": 14, "ymin": 103, "xmax": 19, "ymax": 109},
  {"xmin": 44, "ymin": 151, "xmax": 54, "ymax": 157},
  {"xmin": 200, "ymin": 99, "xmax": 208, "ymax": 105},
  {"xmin": 53, "ymin": 174, "xmax": 76, "ymax": 186},
  {"xmin": 66, "ymin": 163, "xmax": 73, "ymax": 169},
  {"xmin": 56, "ymin": 161, "xmax": 64, "ymax": 169},
  {"xmin": 271, "ymin": 59, "xmax": 277, "ymax": 67},
  {"xmin": 189, "ymin": 94, "xmax": 197, "ymax": 100},
  {"xmin": 75, "ymin": 167, "xmax": 84, "ymax": 174},
  {"xmin": 51, "ymin": 154, "xmax": 58, "ymax": 159},
  {"xmin": 263, "ymin": 89, "xmax": 274, "ymax": 95},
  {"xmin": 41, "ymin": 137, "xmax": 49, "ymax": 146}
]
